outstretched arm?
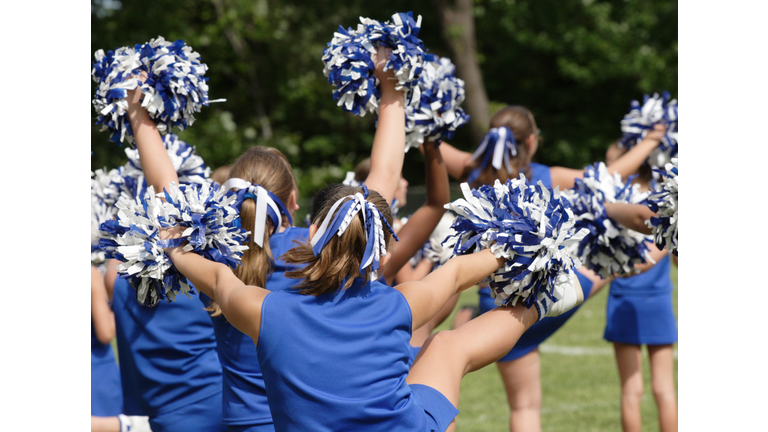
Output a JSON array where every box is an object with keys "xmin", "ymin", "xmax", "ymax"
[
  {"xmin": 125, "ymin": 82, "xmax": 179, "ymax": 194},
  {"xmin": 437, "ymin": 140, "xmax": 473, "ymax": 180},
  {"xmin": 384, "ymin": 143, "xmax": 450, "ymax": 284},
  {"xmin": 164, "ymin": 241, "xmax": 268, "ymax": 342},
  {"xmin": 396, "ymin": 249, "xmax": 504, "ymax": 330},
  {"xmin": 550, "ymin": 124, "xmax": 667, "ymax": 190},
  {"xmin": 91, "ymin": 265, "xmax": 116, "ymax": 344},
  {"xmin": 604, "ymin": 202, "xmax": 655, "ymax": 235},
  {"xmin": 364, "ymin": 47, "xmax": 406, "ymax": 204}
]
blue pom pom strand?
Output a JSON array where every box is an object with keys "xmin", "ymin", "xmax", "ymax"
[
  {"xmin": 322, "ymin": 12, "xmax": 431, "ymax": 117},
  {"xmin": 92, "ymin": 36, "xmax": 212, "ymax": 146},
  {"xmin": 405, "ymin": 56, "xmax": 470, "ymax": 152},
  {"xmin": 646, "ymin": 158, "xmax": 678, "ymax": 256},
  {"xmin": 97, "ymin": 182, "xmax": 249, "ymax": 307},
  {"xmin": 562, "ymin": 162, "xmax": 653, "ymax": 278},
  {"xmin": 619, "ymin": 92, "xmax": 678, "ymax": 168},
  {"xmin": 444, "ymin": 177, "xmax": 587, "ymax": 309}
]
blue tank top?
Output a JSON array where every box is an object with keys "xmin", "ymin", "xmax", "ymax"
[
  {"xmin": 200, "ymin": 226, "xmax": 309, "ymax": 425},
  {"xmin": 112, "ymin": 276, "xmax": 222, "ymax": 416},
  {"xmin": 258, "ymin": 278, "xmax": 429, "ymax": 431},
  {"xmin": 609, "ymin": 254, "xmax": 673, "ymax": 296},
  {"xmin": 528, "ymin": 162, "xmax": 552, "ymax": 188}
]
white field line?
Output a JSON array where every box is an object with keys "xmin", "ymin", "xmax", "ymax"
[{"xmin": 539, "ymin": 343, "xmax": 678, "ymax": 358}]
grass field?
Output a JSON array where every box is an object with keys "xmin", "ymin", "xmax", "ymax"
[{"xmin": 438, "ymin": 266, "xmax": 678, "ymax": 432}]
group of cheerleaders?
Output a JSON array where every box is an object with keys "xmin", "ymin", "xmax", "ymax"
[{"xmin": 91, "ymin": 47, "xmax": 677, "ymax": 432}]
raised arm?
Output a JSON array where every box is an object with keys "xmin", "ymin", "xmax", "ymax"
[
  {"xmin": 604, "ymin": 202, "xmax": 655, "ymax": 235},
  {"xmin": 396, "ymin": 249, "xmax": 504, "ymax": 330},
  {"xmin": 164, "ymin": 242, "xmax": 268, "ymax": 342},
  {"xmin": 384, "ymin": 143, "xmax": 450, "ymax": 284},
  {"xmin": 550, "ymin": 124, "xmax": 667, "ymax": 190},
  {"xmin": 125, "ymin": 82, "xmax": 179, "ymax": 194},
  {"xmin": 91, "ymin": 265, "xmax": 116, "ymax": 344},
  {"xmin": 437, "ymin": 140, "xmax": 473, "ymax": 180},
  {"xmin": 364, "ymin": 47, "xmax": 406, "ymax": 204}
]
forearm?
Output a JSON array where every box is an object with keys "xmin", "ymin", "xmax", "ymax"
[
  {"xmin": 604, "ymin": 202, "xmax": 655, "ymax": 234},
  {"xmin": 606, "ymin": 135, "xmax": 660, "ymax": 179},
  {"xmin": 366, "ymin": 82, "xmax": 405, "ymax": 203},
  {"xmin": 91, "ymin": 266, "xmax": 116, "ymax": 344},
  {"xmin": 431, "ymin": 249, "xmax": 505, "ymax": 296},
  {"xmin": 166, "ymin": 247, "xmax": 243, "ymax": 303},
  {"xmin": 126, "ymin": 89, "xmax": 179, "ymax": 194},
  {"xmin": 423, "ymin": 143, "xmax": 450, "ymax": 207},
  {"xmin": 438, "ymin": 141, "xmax": 472, "ymax": 180}
]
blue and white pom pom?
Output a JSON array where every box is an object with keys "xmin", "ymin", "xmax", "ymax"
[
  {"xmin": 646, "ymin": 158, "xmax": 678, "ymax": 256},
  {"xmin": 322, "ymin": 12, "xmax": 430, "ymax": 116},
  {"xmin": 619, "ymin": 92, "xmax": 678, "ymax": 168},
  {"xmin": 404, "ymin": 56, "xmax": 470, "ymax": 152},
  {"xmin": 98, "ymin": 182, "xmax": 249, "ymax": 307},
  {"xmin": 444, "ymin": 177, "xmax": 587, "ymax": 310},
  {"xmin": 408, "ymin": 212, "xmax": 457, "ymax": 270},
  {"xmin": 562, "ymin": 162, "xmax": 653, "ymax": 278},
  {"xmin": 91, "ymin": 167, "xmax": 125, "ymax": 214},
  {"xmin": 91, "ymin": 194, "xmax": 113, "ymax": 270},
  {"xmin": 92, "ymin": 36, "xmax": 214, "ymax": 146}
]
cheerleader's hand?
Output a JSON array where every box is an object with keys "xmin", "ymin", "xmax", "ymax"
[
  {"xmin": 372, "ymin": 46, "xmax": 396, "ymax": 85},
  {"xmin": 159, "ymin": 225, "xmax": 187, "ymax": 251},
  {"xmin": 645, "ymin": 123, "xmax": 667, "ymax": 142},
  {"xmin": 126, "ymin": 71, "xmax": 149, "ymax": 107}
]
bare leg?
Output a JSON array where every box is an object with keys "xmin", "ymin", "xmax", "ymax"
[
  {"xmin": 407, "ymin": 303, "xmax": 539, "ymax": 431},
  {"xmin": 497, "ymin": 349, "xmax": 542, "ymax": 432},
  {"xmin": 411, "ymin": 293, "xmax": 460, "ymax": 347},
  {"xmin": 614, "ymin": 343, "xmax": 644, "ymax": 432},
  {"xmin": 648, "ymin": 344, "xmax": 677, "ymax": 432},
  {"xmin": 91, "ymin": 416, "xmax": 120, "ymax": 432}
]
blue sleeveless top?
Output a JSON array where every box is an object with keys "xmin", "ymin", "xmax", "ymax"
[
  {"xmin": 257, "ymin": 278, "xmax": 429, "ymax": 431},
  {"xmin": 200, "ymin": 226, "xmax": 309, "ymax": 426},
  {"xmin": 609, "ymin": 254, "xmax": 673, "ymax": 296},
  {"xmin": 528, "ymin": 162, "xmax": 552, "ymax": 188},
  {"xmin": 112, "ymin": 276, "xmax": 222, "ymax": 416}
]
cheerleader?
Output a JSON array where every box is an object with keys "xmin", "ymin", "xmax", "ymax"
[
  {"xmin": 152, "ymin": 60, "xmax": 584, "ymax": 432},
  {"xmin": 603, "ymin": 143, "xmax": 678, "ymax": 432}
]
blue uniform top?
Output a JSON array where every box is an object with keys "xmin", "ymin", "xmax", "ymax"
[
  {"xmin": 609, "ymin": 254, "xmax": 673, "ymax": 296},
  {"xmin": 528, "ymin": 162, "xmax": 552, "ymax": 188},
  {"xmin": 258, "ymin": 277, "xmax": 429, "ymax": 432},
  {"xmin": 199, "ymin": 226, "xmax": 309, "ymax": 426},
  {"xmin": 112, "ymin": 276, "xmax": 222, "ymax": 416}
]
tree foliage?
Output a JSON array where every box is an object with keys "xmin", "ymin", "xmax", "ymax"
[{"xmin": 91, "ymin": 0, "xmax": 677, "ymax": 215}]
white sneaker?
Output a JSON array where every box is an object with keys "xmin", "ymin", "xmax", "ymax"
[
  {"xmin": 533, "ymin": 272, "xmax": 584, "ymax": 321},
  {"xmin": 118, "ymin": 414, "xmax": 153, "ymax": 432}
]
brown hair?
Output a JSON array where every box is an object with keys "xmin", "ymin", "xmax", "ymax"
[
  {"xmin": 211, "ymin": 164, "xmax": 232, "ymax": 185},
  {"xmin": 283, "ymin": 185, "xmax": 393, "ymax": 296},
  {"xmin": 462, "ymin": 106, "xmax": 537, "ymax": 188},
  {"xmin": 206, "ymin": 146, "xmax": 297, "ymax": 316},
  {"xmin": 353, "ymin": 158, "xmax": 371, "ymax": 183}
]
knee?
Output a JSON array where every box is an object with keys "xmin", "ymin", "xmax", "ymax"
[
  {"xmin": 621, "ymin": 379, "xmax": 644, "ymax": 401},
  {"xmin": 509, "ymin": 392, "xmax": 542, "ymax": 411},
  {"xmin": 652, "ymin": 382, "xmax": 677, "ymax": 403}
]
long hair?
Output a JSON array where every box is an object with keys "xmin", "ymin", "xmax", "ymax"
[
  {"xmin": 462, "ymin": 106, "xmax": 537, "ymax": 187},
  {"xmin": 283, "ymin": 185, "xmax": 393, "ymax": 296},
  {"xmin": 207, "ymin": 146, "xmax": 297, "ymax": 316}
]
